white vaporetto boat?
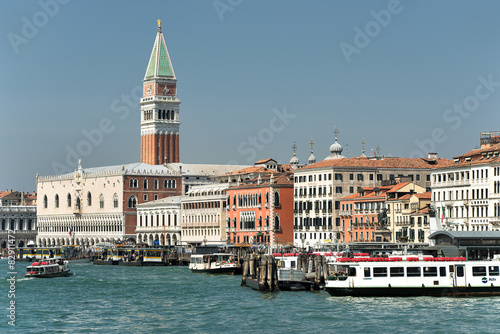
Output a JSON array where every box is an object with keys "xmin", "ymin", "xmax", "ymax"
[
  {"xmin": 25, "ymin": 258, "xmax": 71, "ymax": 278},
  {"xmin": 189, "ymin": 253, "xmax": 241, "ymax": 274},
  {"xmin": 326, "ymin": 256, "xmax": 500, "ymax": 297}
]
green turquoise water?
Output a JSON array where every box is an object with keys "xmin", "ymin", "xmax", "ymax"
[{"xmin": 1, "ymin": 261, "xmax": 500, "ymax": 333}]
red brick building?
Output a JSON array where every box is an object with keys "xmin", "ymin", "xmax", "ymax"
[{"xmin": 226, "ymin": 173, "xmax": 294, "ymax": 247}]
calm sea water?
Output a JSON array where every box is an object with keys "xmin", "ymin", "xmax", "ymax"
[{"xmin": 1, "ymin": 260, "xmax": 500, "ymax": 333}]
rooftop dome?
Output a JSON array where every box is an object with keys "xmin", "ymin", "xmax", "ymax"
[
  {"xmin": 325, "ymin": 129, "xmax": 346, "ymax": 160},
  {"xmin": 290, "ymin": 142, "xmax": 300, "ymax": 165},
  {"xmin": 308, "ymin": 153, "xmax": 316, "ymax": 164}
]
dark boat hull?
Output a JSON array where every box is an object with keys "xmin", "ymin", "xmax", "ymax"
[
  {"xmin": 25, "ymin": 271, "xmax": 71, "ymax": 278},
  {"xmin": 325, "ymin": 286, "xmax": 500, "ymax": 297},
  {"xmin": 190, "ymin": 267, "xmax": 241, "ymax": 274}
]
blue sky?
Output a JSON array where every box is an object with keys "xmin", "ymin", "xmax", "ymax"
[{"xmin": 1, "ymin": 0, "xmax": 500, "ymax": 191}]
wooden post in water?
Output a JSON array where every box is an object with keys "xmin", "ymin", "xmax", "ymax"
[
  {"xmin": 266, "ymin": 255, "xmax": 273, "ymax": 291},
  {"xmin": 259, "ymin": 255, "xmax": 268, "ymax": 290},
  {"xmin": 322, "ymin": 255, "xmax": 329, "ymax": 283},
  {"xmin": 241, "ymin": 254, "xmax": 249, "ymax": 286},
  {"xmin": 271, "ymin": 255, "xmax": 279, "ymax": 291},
  {"xmin": 249, "ymin": 254, "xmax": 256, "ymax": 278},
  {"xmin": 314, "ymin": 255, "xmax": 321, "ymax": 289},
  {"xmin": 308, "ymin": 254, "xmax": 314, "ymax": 274}
]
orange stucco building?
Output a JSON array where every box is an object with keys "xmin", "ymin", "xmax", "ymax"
[{"xmin": 226, "ymin": 173, "xmax": 294, "ymax": 247}]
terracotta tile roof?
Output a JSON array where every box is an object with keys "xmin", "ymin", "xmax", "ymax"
[
  {"xmin": 385, "ymin": 182, "xmax": 411, "ymax": 193},
  {"xmin": 415, "ymin": 206, "xmax": 431, "ymax": 214},
  {"xmin": 415, "ymin": 192, "xmax": 432, "ymax": 199},
  {"xmin": 227, "ymin": 166, "xmax": 276, "ymax": 176},
  {"xmin": 455, "ymin": 143, "xmax": 500, "ymax": 159},
  {"xmin": 396, "ymin": 194, "xmax": 412, "ymax": 200},
  {"xmin": 254, "ymin": 158, "xmax": 276, "ymax": 164},
  {"xmin": 298, "ymin": 156, "xmax": 452, "ymax": 170},
  {"xmin": 229, "ymin": 173, "xmax": 294, "ymax": 189},
  {"xmin": 0, "ymin": 191, "xmax": 11, "ymax": 198},
  {"xmin": 434, "ymin": 143, "xmax": 500, "ymax": 169},
  {"xmin": 341, "ymin": 182, "xmax": 421, "ymax": 201}
]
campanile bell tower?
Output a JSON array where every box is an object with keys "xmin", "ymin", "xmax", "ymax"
[{"xmin": 140, "ymin": 20, "xmax": 181, "ymax": 164}]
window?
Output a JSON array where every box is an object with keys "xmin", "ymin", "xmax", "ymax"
[
  {"xmin": 143, "ymin": 179, "xmax": 148, "ymax": 189},
  {"xmin": 99, "ymin": 194, "xmax": 104, "ymax": 209},
  {"xmin": 335, "ymin": 173, "xmax": 343, "ymax": 181},
  {"xmin": 172, "ymin": 180, "xmax": 176, "ymax": 188},
  {"xmin": 407, "ymin": 267, "xmax": 421, "ymax": 277},
  {"xmin": 336, "ymin": 187, "xmax": 342, "ymax": 194},
  {"xmin": 423, "ymin": 267, "xmax": 438, "ymax": 277},
  {"xmin": 377, "ymin": 174, "xmax": 383, "ymax": 181},
  {"xmin": 154, "ymin": 179, "xmax": 159, "ymax": 190},
  {"xmin": 143, "ymin": 194, "xmax": 148, "ymax": 201},
  {"xmin": 55, "ymin": 194, "xmax": 59, "ymax": 208},
  {"xmin": 87, "ymin": 192, "xmax": 92, "ymax": 206},
  {"xmin": 364, "ymin": 267, "xmax": 371, "ymax": 277},
  {"xmin": 67, "ymin": 193, "xmax": 72, "ymax": 207},
  {"xmin": 489, "ymin": 266, "xmax": 499, "ymax": 276},
  {"xmin": 43, "ymin": 195, "xmax": 48, "ymax": 208},
  {"xmin": 349, "ymin": 187, "xmax": 354, "ymax": 193},
  {"xmin": 113, "ymin": 193, "xmax": 119, "ymax": 208},
  {"xmin": 456, "ymin": 266, "xmax": 464, "ymax": 277},
  {"xmin": 349, "ymin": 174, "xmax": 354, "ymax": 181},
  {"xmin": 369, "ymin": 174, "xmax": 374, "ymax": 181},
  {"xmin": 348, "ymin": 267, "xmax": 357, "ymax": 277},
  {"xmin": 373, "ymin": 267, "xmax": 388, "ymax": 277},
  {"xmin": 440, "ymin": 267, "xmax": 447, "ymax": 277},
  {"xmin": 472, "ymin": 266, "xmax": 487, "ymax": 277},
  {"xmin": 390, "ymin": 267, "xmax": 404, "ymax": 277},
  {"xmin": 128, "ymin": 196, "xmax": 137, "ymax": 208}
]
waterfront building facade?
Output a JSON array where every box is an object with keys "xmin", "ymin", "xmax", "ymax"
[
  {"xmin": 0, "ymin": 205, "xmax": 37, "ymax": 249},
  {"xmin": 36, "ymin": 162, "xmax": 182, "ymax": 246},
  {"xmin": 226, "ymin": 173, "xmax": 294, "ymax": 247},
  {"xmin": 293, "ymin": 133, "xmax": 451, "ymax": 248},
  {"xmin": 389, "ymin": 192, "xmax": 432, "ymax": 243},
  {"xmin": 431, "ymin": 142, "xmax": 500, "ymax": 231},
  {"xmin": 181, "ymin": 184, "xmax": 228, "ymax": 246},
  {"xmin": 0, "ymin": 190, "xmax": 37, "ymax": 206},
  {"xmin": 339, "ymin": 182, "xmax": 426, "ymax": 243},
  {"xmin": 136, "ymin": 196, "xmax": 182, "ymax": 246}
]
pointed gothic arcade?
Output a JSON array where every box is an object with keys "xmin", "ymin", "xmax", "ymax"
[{"xmin": 140, "ymin": 21, "xmax": 181, "ymax": 165}]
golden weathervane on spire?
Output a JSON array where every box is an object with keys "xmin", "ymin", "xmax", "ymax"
[{"xmin": 157, "ymin": 19, "xmax": 161, "ymax": 28}]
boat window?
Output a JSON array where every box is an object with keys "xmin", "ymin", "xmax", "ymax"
[
  {"xmin": 489, "ymin": 266, "xmax": 499, "ymax": 276},
  {"xmin": 364, "ymin": 267, "xmax": 371, "ymax": 278},
  {"xmin": 389, "ymin": 267, "xmax": 404, "ymax": 277},
  {"xmin": 456, "ymin": 266, "xmax": 464, "ymax": 277},
  {"xmin": 407, "ymin": 267, "xmax": 421, "ymax": 277},
  {"xmin": 373, "ymin": 267, "xmax": 387, "ymax": 277},
  {"xmin": 423, "ymin": 267, "xmax": 438, "ymax": 277},
  {"xmin": 440, "ymin": 267, "xmax": 446, "ymax": 277},
  {"xmin": 472, "ymin": 266, "xmax": 487, "ymax": 277},
  {"xmin": 449, "ymin": 265, "xmax": 454, "ymax": 273},
  {"xmin": 348, "ymin": 267, "xmax": 357, "ymax": 277}
]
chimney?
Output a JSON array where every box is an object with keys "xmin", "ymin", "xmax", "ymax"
[{"xmin": 427, "ymin": 152, "xmax": 438, "ymax": 160}]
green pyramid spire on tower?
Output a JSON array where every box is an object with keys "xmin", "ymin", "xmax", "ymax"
[{"xmin": 145, "ymin": 20, "xmax": 175, "ymax": 80}]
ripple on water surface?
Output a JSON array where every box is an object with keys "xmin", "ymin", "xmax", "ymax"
[{"xmin": 1, "ymin": 262, "xmax": 500, "ymax": 333}]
